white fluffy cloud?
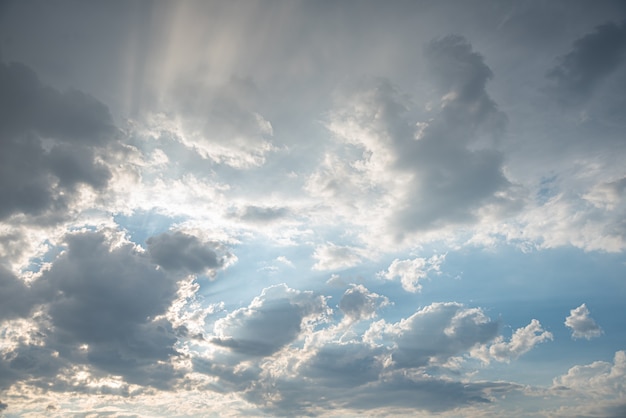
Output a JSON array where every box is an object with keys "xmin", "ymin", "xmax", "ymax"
[
  {"xmin": 379, "ymin": 254, "xmax": 445, "ymax": 292},
  {"xmin": 565, "ymin": 303, "xmax": 603, "ymax": 340},
  {"xmin": 473, "ymin": 319, "xmax": 553, "ymax": 363}
]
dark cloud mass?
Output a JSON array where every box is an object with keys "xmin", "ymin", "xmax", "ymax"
[
  {"xmin": 393, "ymin": 36, "xmax": 514, "ymax": 232},
  {"xmin": 146, "ymin": 230, "xmax": 230, "ymax": 275},
  {"xmin": 212, "ymin": 284, "xmax": 327, "ymax": 357},
  {"xmin": 38, "ymin": 230, "xmax": 182, "ymax": 386},
  {"xmin": 549, "ymin": 20, "xmax": 626, "ymax": 103},
  {"xmin": 0, "ymin": 266, "xmax": 34, "ymax": 320},
  {"xmin": 0, "ymin": 61, "xmax": 116, "ymax": 220}
]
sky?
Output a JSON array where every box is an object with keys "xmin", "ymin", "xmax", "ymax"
[{"xmin": 1, "ymin": 1, "xmax": 626, "ymax": 416}]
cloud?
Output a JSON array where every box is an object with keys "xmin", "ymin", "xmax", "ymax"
[
  {"xmin": 379, "ymin": 254, "xmax": 445, "ymax": 292},
  {"xmin": 339, "ymin": 284, "xmax": 390, "ymax": 321},
  {"xmin": 211, "ymin": 284, "xmax": 329, "ymax": 357},
  {"xmin": 231, "ymin": 205, "xmax": 291, "ymax": 224},
  {"xmin": 0, "ymin": 266, "xmax": 35, "ymax": 320},
  {"xmin": 320, "ymin": 36, "xmax": 520, "ymax": 243},
  {"xmin": 32, "ymin": 229, "xmax": 185, "ymax": 388},
  {"xmin": 474, "ymin": 319, "xmax": 553, "ymax": 363},
  {"xmin": 565, "ymin": 303, "xmax": 603, "ymax": 340},
  {"xmin": 548, "ymin": 20, "xmax": 626, "ymax": 104},
  {"xmin": 312, "ymin": 242, "xmax": 364, "ymax": 271},
  {"xmin": 555, "ymin": 350, "xmax": 626, "ymax": 395},
  {"xmin": 0, "ymin": 60, "xmax": 117, "ymax": 222},
  {"xmin": 146, "ymin": 230, "xmax": 233, "ymax": 276},
  {"xmin": 149, "ymin": 76, "xmax": 275, "ymax": 169},
  {"xmin": 298, "ymin": 341, "xmax": 386, "ymax": 388},
  {"xmin": 370, "ymin": 302, "xmax": 499, "ymax": 368}
]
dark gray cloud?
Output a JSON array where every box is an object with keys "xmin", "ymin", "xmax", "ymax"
[
  {"xmin": 146, "ymin": 231, "xmax": 231, "ymax": 275},
  {"xmin": 393, "ymin": 36, "xmax": 514, "ymax": 233},
  {"xmin": 548, "ymin": 20, "xmax": 626, "ymax": 104},
  {"xmin": 211, "ymin": 284, "xmax": 328, "ymax": 357},
  {"xmin": 0, "ymin": 61, "xmax": 116, "ymax": 221},
  {"xmin": 36, "ymin": 230, "xmax": 182, "ymax": 387}
]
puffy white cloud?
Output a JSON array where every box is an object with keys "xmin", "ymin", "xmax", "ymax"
[
  {"xmin": 549, "ymin": 351, "xmax": 626, "ymax": 417},
  {"xmin": 473, "ymin": 319, "xmax": 553, "ymax": 363},
  {"xmin": 379, "ymin": 254, "xmax": 445, "ymax": 292},
  {"xmin": 339, "ymin": 284, "xmax": 390, "ymax": 321},
  {"xmin": 565, "ymin": 303, "xmax": 603, "ymax": 340},
  {"xmin": 212, "ymin": 284, "xmax": 329, "ymax": 357},
  {"xmin": 555, "ymin": 350, "xmax": 626, "ymax": 395}
]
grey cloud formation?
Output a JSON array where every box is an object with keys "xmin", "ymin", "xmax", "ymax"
[
  {"xmin": 383, "ymin": 302, "xmax": 499, "ymax": 368},
  {"xmin": 339, "ymin": 284, "xmax": 389, "ymax": 321},
  {"xmin": 323, "ymin": 36, "xmax": 521, "ymax": 239},
  {"xmin": 212, "ymin": 284, "xmax": 328, "ymax": 357},
  {"xmin": 146, "ymin": 230, "xmax": 232, "ymax": 275},
  {"xmin": 0, "ymin": 61, "xmax": 116, "ymax": 221},
  {"xmin": 0, "ymin": 266, "xmax": 34, "ymax": 320},
  {"xmin": 565, "ymin": 303, "xmax": 603, "ymax": 340},
  {"xmin": 549, "ymin": 20, "xmax": 626, "ymax": 104},
  {"xmin": 233, "ymin": 205, "xmax": 290, "ymax": 224},
  {"xmin": 299, "ymin": 341, "xmax": 385, "ymax": 388},
  {"xmin": 393, "ymin": 36, "xmax": 514, "ymax": 232},
  {"xmin": 36, "ymin": 230, "xmax": 183, "ymax": 387}
]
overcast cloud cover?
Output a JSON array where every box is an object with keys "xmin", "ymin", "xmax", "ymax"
[{"xmin": 1, "ymin": 1, "xmax": 625, "ymax": 416}]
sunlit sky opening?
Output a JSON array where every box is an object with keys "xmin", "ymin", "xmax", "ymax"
[{"xmin": 1, "ymin": 1, "xmax": 626, "ymax": 416}]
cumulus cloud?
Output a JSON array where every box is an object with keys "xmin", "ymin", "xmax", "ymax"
[
  {"xmin": 0, "ymin": 266, "xmax": 34, "ymax": 320},
  {"xmin": 212, "ymin": 284, "xmax": 329, "ymax": 357},
  {"xmin": 0, "ymin": 60, "xmax": 117, "ymax": 222},
  {"xmin": 379, "ymin": 254, "xmax": 445, "ymax": 292},
  {"xmin": 371, "ymin": 302, "xmax": 499, "ymax": 368},
  {"xmin": 548, "ymin": 20, "xmax": 626, "ymax": 104},
  {"xmin": 35, "ymin": 229, "xmax": 183, "ymax": 387},
  {"xmin": 320, "ymin": 36, "xmax": 520, "ymax": 243},
  {"xmin": 555, "ymin": 350, "xmax": 625, "ymax": 395},
  {"xmin": 297, "ymin": 341, "xmax": 386, "ymax": 388},
  {"xmin": 565, "ymin": 303, "xmax": 603, "ymax": 340},
  {"xmin": 474, "ymin": 319, "xmax": 553, "ymax": 363},
  {"xmin": 339, "ymin": 284, "xmax": 390, "ymax": 321},
  {"xmin": 146, "ymin": 230, "xmax": 234, "ymax": 276}
]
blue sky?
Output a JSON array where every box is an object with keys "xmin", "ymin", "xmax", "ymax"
[{"xmin": 1, "ymin": 1, "xmax": 626, "ymax": 416}]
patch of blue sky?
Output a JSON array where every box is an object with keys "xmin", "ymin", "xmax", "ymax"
[{"xmin": 113, "ymin": 209, "xmax": 187, "ymax": 248}]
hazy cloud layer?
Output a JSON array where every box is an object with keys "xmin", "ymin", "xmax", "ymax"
[{"xmin": 1, "ymin": 1, "xmax": 625, "ymax": 416}]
